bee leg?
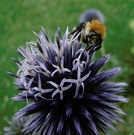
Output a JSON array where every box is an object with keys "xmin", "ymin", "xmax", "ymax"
[
  {"xmin": 69, "ymin": 23, "xmax": 85, "ymax": 41},
  {"xmin": 86, "ymin": 43, "xmax": 101, "ymax": 54},
  {"xmin": 85, "ymin": 44, "xmax": 92, "ymax": 50},
  {"xmin": 90, "ymin": 38, "xmax": 102, "ymax": 52},
  {"xmin": 85, "ymin": 43, "xmax": 93, "ymax": 51},
  {"xmin": 69, "ymin": 22, "xmax": 85, "ymax": 35},
  {"xmin": 92, "ymin": 44, "xmax": 101, "ymax": 51}
]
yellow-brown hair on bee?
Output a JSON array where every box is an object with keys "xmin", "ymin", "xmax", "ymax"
[{"xmin": 89, "ymin": 20, "xmax": 106, "ymax": 38}]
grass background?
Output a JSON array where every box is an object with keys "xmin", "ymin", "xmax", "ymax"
[{"xmin": 1, "ymin": 0, "xmax": 134, "ymax": 134}]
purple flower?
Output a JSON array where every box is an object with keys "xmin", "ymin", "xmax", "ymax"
[
  {"xmin": 79, "ymin": 9, "xmax": 105, "ymax": 23},
  {"xmin": 9, "ymin": 27, "xmax": 128, "ymax": 135}
]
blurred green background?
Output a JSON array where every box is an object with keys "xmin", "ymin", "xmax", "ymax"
[{"xmin": 1, "ymin": 0, "xmax": 134, "ymax": 134}]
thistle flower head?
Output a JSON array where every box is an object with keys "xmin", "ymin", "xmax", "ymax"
[
  {"xmin": 79, "ymin": 9, "xmax": 105, "ymax": 23},
  {"xmin": 9, "ymin": 27, "xmax": 128, "ymax": 135}
]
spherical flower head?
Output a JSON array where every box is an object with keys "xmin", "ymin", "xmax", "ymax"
[
  {"xmin": 9, "ymin": 27, "xmax": 128, "ymax": 135},
  {"xmin": 79, "ymin": 9, "xmax": 105, "ymax": 24}
]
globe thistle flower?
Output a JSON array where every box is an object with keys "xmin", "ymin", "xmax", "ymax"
[
  {"xmin": 9, "ymin": 27, "xmax": 128, "ymax": 135},
  {"xmin": 4, "ymin": 116, "xmax": 31, "ymax": 135},
  {"xmin": 79, "ymin": 9, "xmax": 105, "ymax": 23}
]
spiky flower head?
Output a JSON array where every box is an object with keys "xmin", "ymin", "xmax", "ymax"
[
  {"xmin": 79, "ymin": 9, "xmax": 105, "ymax": 23},
  {"xmin": 9, "ymin": 27, "xmax": 128, "ymax": 135}
]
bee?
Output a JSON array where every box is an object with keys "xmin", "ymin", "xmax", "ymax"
[{"xmin": 69, "ymin": 20, "xmax": 106, "ymax": 53}]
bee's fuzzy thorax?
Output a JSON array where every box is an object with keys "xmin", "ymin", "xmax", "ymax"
[{"xmin": 90, "ymin": 20, "xmax": 106, "ymax": 38}]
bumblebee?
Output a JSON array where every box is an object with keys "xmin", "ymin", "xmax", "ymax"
[{"xmin": 69, "ymin": 20, "xmax": 106, "ymax": 53}]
